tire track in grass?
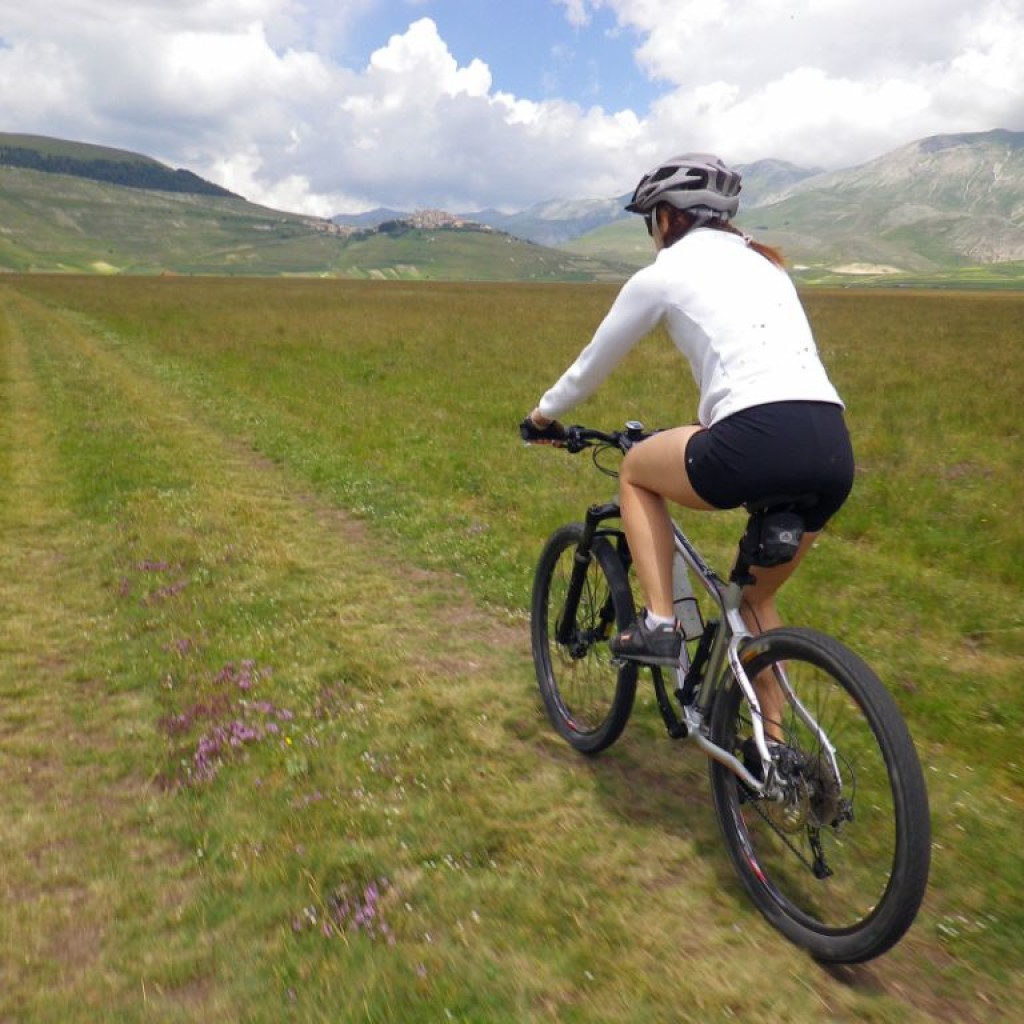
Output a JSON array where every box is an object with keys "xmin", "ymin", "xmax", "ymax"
[
  {"xmin": 0, "ymin": 287, "xmax": 569, "ymax": 1020},
  {"xmin": 0, "ymin": 290, "xmax": 212, "ymax": 1021}
]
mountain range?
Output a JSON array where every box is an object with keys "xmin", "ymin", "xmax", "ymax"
[
  {"xmin": 334, "ymin": 159, "xmax": 823, "ymax": 248},
  {"xmin": 337, "ymin": 131, "xmax": 1024, "ymax": 282},
  {"xmin": 2, "ymin": 129, "xmax": 1023, "ymax": 284}
]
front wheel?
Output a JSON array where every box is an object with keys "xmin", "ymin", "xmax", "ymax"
[
  {"xmin": 531, "ymin": 523, "xmax": 637, "ymax": 754},
  {"xmin": 708, "ymin": 627, "xmax": 931, "ymax": 963}
]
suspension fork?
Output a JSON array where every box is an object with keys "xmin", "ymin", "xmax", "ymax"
[{"xmin": 554, "ymin": 501, "xmax": 623, "ymax": 646}]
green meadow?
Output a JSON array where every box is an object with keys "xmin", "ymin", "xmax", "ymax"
[{"xmin": 0, "ymin": 275, "xmax": 1021, "ymax": 1022}]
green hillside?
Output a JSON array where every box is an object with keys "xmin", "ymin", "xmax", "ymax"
[
  {"xmin": 562, "ymin": 218, "xmax": 651, "ymax": 270},
  {"xmin": 0, "ymin": 134, "xmax": 633, "ymax": 280},
  {"xmin": 0, "ymin": 164, "xmax": 321, "ymax": 274},
  {"xmin": 6, "ymin": 130, "xmax": 1023, "ymax": 284},
  {"xmin": 0, "ymin": 132, "xmax": 163, "ymax": 164},
  {"xmin": 0, "ymin": 131, "xmax": 237, "ymax": 197},
  {"xmin": 328, "ymin": 226, "xmax": 633, "ymax": 282}
]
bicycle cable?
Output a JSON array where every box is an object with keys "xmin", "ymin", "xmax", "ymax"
[{"xmin": 592, "ymin": 444, "xmax": 622, "ymax": 479}]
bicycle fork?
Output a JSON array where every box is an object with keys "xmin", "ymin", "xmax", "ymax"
[{"xmin": 554, "ymin": 502, "xmax": 621, "ymax": 649}]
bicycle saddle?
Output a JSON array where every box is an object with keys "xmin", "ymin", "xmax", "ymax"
[{"xmin": 739, "ymin": 494, "xmax": 818, "ymax": 570}]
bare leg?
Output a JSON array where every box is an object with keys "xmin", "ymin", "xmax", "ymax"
[
  {"xmin": 740, "ymin": 530, "xmax": 820, "ymax": 740},
  {"xmin": 618, "ymin": 427, "xmax": 714, "ymax": 619}
]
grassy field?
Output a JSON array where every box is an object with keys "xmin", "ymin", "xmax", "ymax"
[{"xmin": 0, "ymin": 276, "xmax": 1021, "ymax": 1022}]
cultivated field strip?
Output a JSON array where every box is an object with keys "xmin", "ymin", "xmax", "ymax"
[{"xmin": 1, "ymin": 281, "xmax": 1020, "ymax": 1022}]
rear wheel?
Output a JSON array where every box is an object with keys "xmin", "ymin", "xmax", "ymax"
[
  {"xmin": 709, "ymin": 627, "xmax": 930, "ymax": 963},
  {"xmin": 531, "ymin": 523, "xmax": 637, "ymax": 753}
]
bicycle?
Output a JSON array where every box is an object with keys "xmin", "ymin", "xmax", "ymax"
[{"xmin": 525, "ymin": 420, "xmax": 931, "ymax": 964}]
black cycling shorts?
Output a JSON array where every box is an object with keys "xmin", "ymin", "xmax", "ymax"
[{"xmin": 685, "ymin": 401, "xmax": 855, "ymax": 532}]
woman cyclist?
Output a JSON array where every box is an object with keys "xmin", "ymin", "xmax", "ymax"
[{"xmin": 522, "ymin": 153, "xmax": 854, "ymax": 735}]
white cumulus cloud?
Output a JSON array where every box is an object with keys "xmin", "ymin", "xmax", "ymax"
[
  {"xmin": 0, "ymin": 0, "xmax": 1020, "ymax": 214},
  {"xmin": 577, "ymin": 0, "xmax": 1024, "ymax": 169}
]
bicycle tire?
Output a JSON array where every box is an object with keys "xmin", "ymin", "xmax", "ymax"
[
  {"xmin": 531, "ymin": 522, "xmax": 638, "ymax": 754},
  {"xmin": 708, "ymin": 626, "xmax": 930, "ymax": 963}
]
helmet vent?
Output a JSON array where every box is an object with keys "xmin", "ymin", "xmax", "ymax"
[{"xmin": 650, "ymin": 166, "xmax": 679, "ymax": 183}]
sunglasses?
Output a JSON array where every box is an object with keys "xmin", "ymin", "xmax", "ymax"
[{"xmin": 643, "ymin": 212, "xmax": 654, "ymax": 236}]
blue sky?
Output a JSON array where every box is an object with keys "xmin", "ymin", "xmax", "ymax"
[
  {"xmin": 1, "ymin": 0, "xmax": 1021, "ymax": 215},
  {"xmin": 343, "ymin": 1, "xmax": 654, "ymax": 110}
]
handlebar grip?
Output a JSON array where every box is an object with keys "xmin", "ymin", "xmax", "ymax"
[{"xmin": 520, "ymin": 416, "xmax": 567, "ymax": 445}]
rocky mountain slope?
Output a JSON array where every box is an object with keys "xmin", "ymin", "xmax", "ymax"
[
  {"xmin": 547, "ymin": 131, "xmax": 1024, "ymax": 279},
  {"xmin": 748, "ymin": 130, "xmax": 1024, "ymax": 273}
]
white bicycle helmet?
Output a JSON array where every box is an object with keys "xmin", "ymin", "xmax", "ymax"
[{"xmin": 625, "ymin": 153, "xmax": 742, "ymax": 220}]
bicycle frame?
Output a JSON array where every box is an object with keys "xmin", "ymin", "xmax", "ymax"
[
  {"xmin": 586, "ymin": 497, "xmax": 839, "ymax": 799},
  {"xmin": 670, "ymin": 520, "xmax": 775, "ymax": 794}
]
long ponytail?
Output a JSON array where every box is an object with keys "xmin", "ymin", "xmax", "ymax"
[{"xmin": 721, "ymin": 221, "xmax": 786, "ymax": 269}]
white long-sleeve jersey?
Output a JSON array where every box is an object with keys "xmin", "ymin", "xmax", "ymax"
[{"xmin": 537, "ymin": 228, "xmax": 842, "ymax": 427}]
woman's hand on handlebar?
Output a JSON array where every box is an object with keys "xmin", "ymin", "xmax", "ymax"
[{"xmin": 520, "ymin": 409, "xmax": 567, "ymax": 445}]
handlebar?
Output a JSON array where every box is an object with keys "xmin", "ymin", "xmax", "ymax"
[
  {"xmin": 522, "ymin": 420, "xmax": 658, "ymax": 479},
  {"xmin": 559, "ymin": 421, "xmax": 653, "ymax": 453}
]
